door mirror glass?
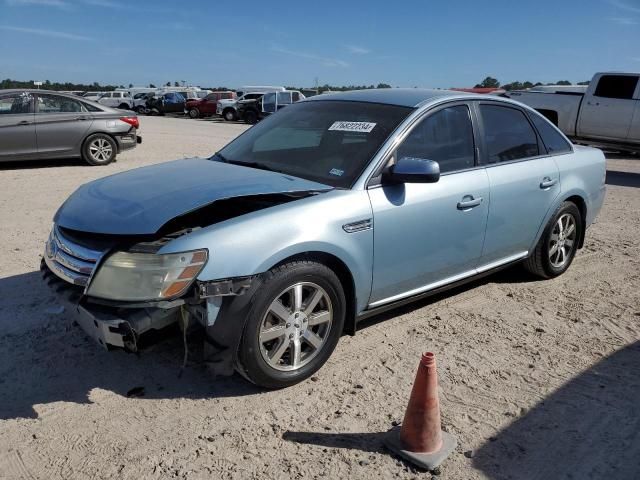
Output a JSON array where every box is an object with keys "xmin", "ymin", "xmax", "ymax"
[{"xmin": 384, "ymin": 157, "xmax": 440, "ymax": 184}]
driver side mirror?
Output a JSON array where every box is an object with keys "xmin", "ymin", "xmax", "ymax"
[{"xmin": 383, "ymin": 157, "xmax": 440, "ymax": 184}]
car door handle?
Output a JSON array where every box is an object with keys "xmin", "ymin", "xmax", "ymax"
[
  {"xmin": 75, "ymin": 116, "xmax": 89, "ymax": 121},
  {"xmin": 17, "ymin": 120, "xmax": 31, "ymax": 126},
  {"xmin": 540, "ymin": 177, "xmax": 558, "ymax": 189},
  {"xmin": 457, "ymin": 196, "xmax": 483, "ymax": 210}
]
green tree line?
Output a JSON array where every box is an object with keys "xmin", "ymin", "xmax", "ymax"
[{"xmin": 475, "ymin": 76, "xmax": 590, "ymax": 90}]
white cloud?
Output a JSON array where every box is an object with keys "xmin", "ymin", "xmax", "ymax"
[
  {"xmin": 272, "ymin": 46, "xmax": 349, "ymax": 68},
  {"xmin": 608, "ymin": 0, "xmax": 640, "ymax": 14},
  {"xmin": 609, "ymin": 16, "xmax": 638, "ymax": 24},
  {"xmin": 0, "ymin": 25, "xmax": 93, "ymax": 41},
  {"xmin": 347, "ymin": 45, "xmax": 370, "ymax": 55},
  {"xmin": 5, "ymin": 0, "xmax": 69, "ymax": 7}
]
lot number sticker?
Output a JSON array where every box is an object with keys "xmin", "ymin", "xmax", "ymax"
[{"xmin": 328, "ymin": 121, "xmax": 377, "ymax": 133}]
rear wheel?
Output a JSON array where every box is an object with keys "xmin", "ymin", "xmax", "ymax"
[
  {"xmin": 82, "ymin": 133, "xmax": 117, "ymax": 166},
  {"xmin": 118, "ymin": 103, "xmax": 129, "ymax": 110},
  {"xmin": 223, "ymin": 109, "xmax": 236, "ymax": 121},
  {"xmin": 188, "ymin": 108, "xmax": 200, "ymax": 119},
  {"xmin": 237, "ymin": 261, "xmax": 345, "ymax": 389},
  {"xmin": 244, "ymin": 110, "xmax": 258, "ymax": 124},
  {"xmin": 524, "ymin": 201, "xmax": 582, "ymax": 278}
]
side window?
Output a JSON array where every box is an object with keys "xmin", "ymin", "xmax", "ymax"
[
  {"xmin": 529, "ymin": 111, "xmax": 572, "ymax": 154},
  {"xmin": 593, "ymin": 75, "xmax": 638, "ymax": 100},
  {"xmin": 397, "ymin": 105, "xmax": 475, "ymax": 173},
  {"xmin": 292, "ymin": 91, "xmax": 300, "ymax": 102},
  {"xmin": 37, "ymin": 95, "xmax": 83, "ymax": 113},
  {"xmin": 479, "ymin": 104, "xmax": 539, "ymax": 163},
  {"xmin": 0, "ymin": 93, "xmax": 32, "ymax": 114},
  {"xmin": 277, "ymin": 92, "xmax": 293, "ymax": 105}
]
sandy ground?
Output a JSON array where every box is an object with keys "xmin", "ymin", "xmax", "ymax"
[{"xmin": 0, "ymin": 116, "xmax": 638, "ymax": 480}]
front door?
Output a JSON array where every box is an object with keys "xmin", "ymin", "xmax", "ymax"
[
  {"xmin": 477, "ymin": 103, "xmax": 560, "ymax": 265},
  {"xmin": 368, "ymin": 104, "xmax": 489, "ymax": 307},
  {"xmin": 0, "ymin": 91, "xmax": 36, "ymax": 160},
  {"xmin": 34, "ymin": 93, "xmax": 93, "ymax": 157},
  {"xmin": 578, "ymin": 74, "xmax": 639, "ymax": 141}
]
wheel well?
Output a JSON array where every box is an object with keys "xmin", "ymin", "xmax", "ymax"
[
  {"xmin": 272, "ymin": 252, "xmax": 357, "ymax": 336},
  {"xmin": 536, "ymin": 109, "xmax": 559, "ymax": 126},
  {"xmin": 565, "ymin": 195, "xmax": 587, "ymax": 248}
]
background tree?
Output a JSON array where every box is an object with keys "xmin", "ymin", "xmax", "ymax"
[
  {"xmin": 174, "ymin": 81, "xmax": 180, "ymax": 87},
  {"xmin": 149, "ymin": 83, "xmax": 156, "ymax": 88},
  {"xmin": 165, "ymin": 81, "xmax": 171, "ymax": 87},
  {"xmin": 474, "ymin": 76, "xmax": 500, "ymax": 88},
  {"xmin": 556, "ymin": 80, "xmax": 572, "ymax": 85}
]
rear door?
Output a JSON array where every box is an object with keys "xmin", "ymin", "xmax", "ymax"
[
  {"xmin": 0, "ymin": 91, "xmax": 36, "ymax": 160},
  {"xmin": 34, "ymin": 93, "xmax": 93, "ymax": 157},
  {"xmin": 477, "ymin": 102, "xmax": 560, "ymax": 265},
  {"xmin": 578, "ymin": 74, "xmax": 639, "ymax": 140}
]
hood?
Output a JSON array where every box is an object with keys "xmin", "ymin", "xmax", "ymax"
[{"xmin": 54, "ymin": 158, "xmax": 332, "ymax": 235}]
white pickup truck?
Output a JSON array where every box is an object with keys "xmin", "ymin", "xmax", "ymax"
[{"xmin": 505, "ymin": 72, "xmax": 640, "ymax": 152}]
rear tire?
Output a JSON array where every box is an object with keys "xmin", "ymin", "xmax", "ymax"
[
  {"xmin": 524, "ymin": 201, "xmax": 582, "ymax": 278},
  {"xmin": 236, "ymin": 261, "xmax": 345, "ymax": 389},
  {"xmin": 82, "ymin": 133, "xmax": 117, "ymax": 166},
  {"xmin": 244, "ymin": 110, "xmax": 258, "ymax": 124},
  {"xmin": 118, "ymin": 103, "xmax": 129, "ymax": 110}
]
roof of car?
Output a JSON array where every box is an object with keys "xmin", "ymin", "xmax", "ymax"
[{"xmin": 306, "ymin": 88, "xmax": 471, "ymax": 108}]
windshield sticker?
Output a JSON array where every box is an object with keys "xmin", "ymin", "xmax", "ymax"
[
  {"xmin": 329, "ymin": 168, "xmax": 344, "ymax": 177},
  {"xmin": 328, "ymin": 121, "xmax": 376, "ymax": 133}
]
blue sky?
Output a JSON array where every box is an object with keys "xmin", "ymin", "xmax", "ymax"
[{"xmin": 1, "ymin": 0, "xmax": 639, "ymax": 89}]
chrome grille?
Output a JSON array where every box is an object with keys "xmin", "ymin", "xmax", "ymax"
[{"xmin": 44, "ymin": 226, "xmax": 104, "ymax": 288}]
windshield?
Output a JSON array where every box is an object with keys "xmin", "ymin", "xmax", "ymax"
[{"xmin": 215, "ymin": 100, "xmax": 412, "ymax": 188}]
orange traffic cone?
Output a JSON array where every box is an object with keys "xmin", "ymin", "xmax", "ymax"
[{"xmin": 385, "ymin": 352, "xmax": 457, "ymax": 470}]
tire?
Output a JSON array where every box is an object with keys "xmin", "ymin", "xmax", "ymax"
[
  {"xmin": 135, "ymin": 105, "xmax": 147, "ymax": 114},
  {"xmin": 244, "ymin": 110, "xmax": 258, "ymax": 124},
  {"xmin": 223, "ymin": 109, "xmax": 236, "ymax": 121},
  {"xmin": 118, "ymin": 103, "xmax": 129, "ymax": 110},
  {"xmin": 236, "ymin": 261, "xmax": 346, "ymax": 389},
  {"xmin": 82, "ymin": 133, "xmax": 117, "ymax": 166},
  {"xmin": 188, "ymin": 108, "xmax": 200, "ymax": 119},
  {"xmin": 524, "ymin": 201, "xmax": 582, "ymax": 279}
]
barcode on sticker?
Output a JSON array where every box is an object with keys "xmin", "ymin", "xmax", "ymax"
[{"xmin": 328, "ymin": 121, "xmax": 376, "ymax": 133}]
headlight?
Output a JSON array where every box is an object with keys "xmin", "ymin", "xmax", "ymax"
[{"xmin": 87, "ymin": 249, "xmax": 208, "ymax": 301}]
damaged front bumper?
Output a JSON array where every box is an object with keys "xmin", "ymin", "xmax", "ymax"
[{"xmin": 41, "ymin": 260, "xmax": 181, "ymax": 352}]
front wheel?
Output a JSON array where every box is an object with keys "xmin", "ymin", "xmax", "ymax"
[
  {"xmin": 188, "ymin": 108, "xmax": 200, "ymax": 119},
  {"xmin": 524, "ymin": 201, "xmax": 582, "ymax": 278},
  {"xmin": 237, "ymin": 261, "xmax": 345, "ymax": 389},
  {"xmin": 223, "ymin": 109, "xmax": 236, "ymax": 121}
]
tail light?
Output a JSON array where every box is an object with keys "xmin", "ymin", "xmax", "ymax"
[{"xmin": 119, "ymin": 116, "xmax": 139, "ymax": 129}]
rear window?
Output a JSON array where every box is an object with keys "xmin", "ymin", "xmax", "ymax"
[
  {"xmin": 529, "ymin": 111, "xmax": 572, "ymax": 154},
  {"xmin": 594, "ymin": 75, "xmax": 638, "ymax": 100},
  {"xmin": 480, "ymin": 104, "xmax": 539, "ymax": 163}
]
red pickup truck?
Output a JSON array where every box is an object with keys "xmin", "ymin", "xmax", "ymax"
[{"xmin": 185, "ymin": 91, "xmax": 235, "ymax": 118}]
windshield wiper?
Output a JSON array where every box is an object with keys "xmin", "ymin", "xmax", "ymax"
[{"xmin": 212, "ymin": 153, "xmax": 284, "ymax": 174}]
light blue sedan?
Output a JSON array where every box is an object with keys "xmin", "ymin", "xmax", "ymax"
[{"xmin": 43, "ymin": 89, "xmax": 606, "ymax": 388}]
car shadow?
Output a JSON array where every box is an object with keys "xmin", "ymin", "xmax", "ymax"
[
  {"xmin": 606, "ymin": 170, "xmax": 640, "ymax": 188},
  {"xmin": 281, "ymin": 342, "xmax": 640, "ymax": 478},
  {"xmin": 0, "ymin": 270, "xmax": 261, "ymax": 420},
  {"xmin": 0, "ymin": 158, "xmax": 86, "ymax": 171},
  {"xmin": 473, "ymin": 341, "xmax": 640, "ymax": 479}
]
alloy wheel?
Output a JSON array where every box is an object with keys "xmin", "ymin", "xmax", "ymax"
[
  {"xmin": 258, "ymin": 282, "xmax": 333, "ymax": 371},
  {"xmin": 549, "ymin": 213, "xmax": 577, "ymax": 268},
  {"xmin": 89, "ymin": 138, "xmax": 113, "ymax": 163}
]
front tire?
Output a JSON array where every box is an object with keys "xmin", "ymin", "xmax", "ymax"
[
  {"xmin": 223, "ymin": 109, "xmax": 236, "ymax": 121},
  {"xmin": 82, "ymin": 133, "xmax": 117, "ymax": 166},
  {"xmin": 524, "ymin": 201, "xmax": 582, "ymax": 278},
  {"xmin": 237, "ymin": 261, "xmax": 345, "ymax": 389},
  {"xmin": 188, "ymin": 108, "xmax": 200, "ymax": 119}
]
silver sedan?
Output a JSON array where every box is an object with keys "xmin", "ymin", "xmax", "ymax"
[{"xmin": 0, "ymin": 89, "xmax": 141, "ymax": 166}]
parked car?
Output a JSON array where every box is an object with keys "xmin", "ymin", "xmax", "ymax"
[
  {"xmin": 82, "ymin": 91, "xmax": 106, "ymax": 101},
  {"xmin": 132, "ymin": 92, "xmax": 156, "ymax": 114},
  {"xmin": 145, "ymin": 92, "xmax": 186, "ymax": 115},
  {"xmin": 41, "ymin": 89, "xmax": 605, "ymax": 388},
  {"xmin": 185, "ymin": 91, "xmax": 235, "ymax": 118},
  {"xmin": 237, "ymin": 90, "xmax": 305, "ymax": 124},
  {"xmin": 216, "ymin": 92, "xmax": 278, "ymax": 121},
  {"xmin": 97, "ymin": 91, "xmax": 134, "ymax": 110},
  {"xmin": 504, "ymin": 72, "xmax": 640, "ymax": 152},
  {"xmin": 0, "ymin": 89, "xmax": 141, "ymax": 165}
]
